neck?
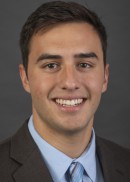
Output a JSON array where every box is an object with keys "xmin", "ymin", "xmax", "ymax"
[
  {"xmin": 33, "ymin": 116, "xmax": 93, "ymax": 158},
  {"xmin": 52, "ymin": 125, "xmax": 93, "ymax": 158}
]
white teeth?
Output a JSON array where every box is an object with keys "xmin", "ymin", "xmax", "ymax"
[{"xmin": 55, "ymin": 99, "xmax": 83, "ymax": 106}]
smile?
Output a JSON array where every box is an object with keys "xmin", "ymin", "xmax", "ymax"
[{"xmin": 55, "ymin": 99, "xmax": 83, "ymax": 107}]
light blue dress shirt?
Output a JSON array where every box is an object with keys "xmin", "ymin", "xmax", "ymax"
[{"xmin": 28, "ymin": 116, "xmax": 104, "ymax": 182}]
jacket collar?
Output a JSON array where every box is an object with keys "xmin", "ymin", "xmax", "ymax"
[
  {"xmin": 96, "ymin": 136, "xmax": 126, "ymax": 182},
  {"xmin": 10, "ymin": 120, "xmax": 53, "ymax": 182}
]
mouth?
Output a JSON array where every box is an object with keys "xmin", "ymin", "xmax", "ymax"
[{"xmin": 54, "ymin": 98, "xmax": 85, "ymax": 107}]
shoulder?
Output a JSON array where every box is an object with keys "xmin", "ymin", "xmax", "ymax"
[
  {"xmin": 0, "ymin": 121, "xmax": 31, "ymax": 181},
  {"xmin": 0, "ymin": 137, "xmax": 11, "ymax": 159},
  {"xmin": 96, "ymin": 136, "xmax": 130, "ymax": 156},
  {"xmin": 0, "ymin": 137, "xmax": 18, "ymax": 181},
  {"xmin": 96, "ymin": 136, "xmax": 130, "ymax": 170}
]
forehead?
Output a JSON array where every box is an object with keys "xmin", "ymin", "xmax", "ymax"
[{"xmin": 29, "ymin": 22, "xmax": 103, "ymax": 56}]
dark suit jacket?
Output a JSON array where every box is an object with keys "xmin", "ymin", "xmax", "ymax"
[{"xmin": 0, "ymin": 120, "xmax": 130, "ymax": 182}]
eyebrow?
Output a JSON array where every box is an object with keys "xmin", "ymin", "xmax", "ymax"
[
  {"xmin": 36, "ymin": 54, "xmax": 62, "ymax": 63},
  {"xmin": 36, "ymin": 52, "xmax": 98, "ymax": 63},
  {"xmin": 74, "ymin": 52, "xmax": 98, "ymax": 59}
]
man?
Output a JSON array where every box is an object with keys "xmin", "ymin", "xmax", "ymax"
[{"xmin": 0, "ymin": 1, "xmax": 130, "ymax": 182}]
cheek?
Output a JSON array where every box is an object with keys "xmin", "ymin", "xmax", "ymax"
[
  {"xmin": 28, "ymin": 74, "xmax": 44, "ymax": 98},
  {"xmin": 30, "ymin": 76, "xmax": 55, "ymax": 99},
  {"xmin": 85, "ymin": 73, "xmax": 105, "ymax": 93}
]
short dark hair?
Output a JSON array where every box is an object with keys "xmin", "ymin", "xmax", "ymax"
[{"xmin": 20, "ymin": 1, "xmax": 107, "ymax": 73}]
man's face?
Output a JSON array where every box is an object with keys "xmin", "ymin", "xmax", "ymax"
[{"xmin": 20, "ymin": 22, "xmax": 109, "ymax": 136}]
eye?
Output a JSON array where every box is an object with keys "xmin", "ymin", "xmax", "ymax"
[
  {"xmin": 78, "ymin": 62, "xmax": 93, "ymax": 69},
  {"xmin": 46, "ymin": 63, "xmax": 58, "ymax": 69},
  {"xmin": 41, "ymin": 62, "xmax": 60, "ymax": 72}
]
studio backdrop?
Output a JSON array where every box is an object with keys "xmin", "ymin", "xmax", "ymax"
[{"xmin": 0, "ymin": 0, "xmax": 130, "ymax": 148}]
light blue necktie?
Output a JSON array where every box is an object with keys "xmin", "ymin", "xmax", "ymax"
[{"xmin": 67, "ymin": 162, "xmax": 84, "ymax": 182}]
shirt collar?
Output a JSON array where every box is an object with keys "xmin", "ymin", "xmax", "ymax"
[
  {"xmin": 28, "ymin": 116, "xmax": 96, "ymax": 182},
  {"xmin": 75, "ymin": 129, "xmax": 96, "ymax": 181}
]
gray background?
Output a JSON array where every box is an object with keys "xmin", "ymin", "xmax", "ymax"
[{"xmin": 0, "ymin": 0, "xmax": 130, "ymax": 148}]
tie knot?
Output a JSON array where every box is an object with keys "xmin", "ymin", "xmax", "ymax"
[{"xmin": 66, "ymin": 162, "xmax": 84, "ymax": 182}]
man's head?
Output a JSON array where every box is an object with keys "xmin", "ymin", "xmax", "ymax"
[
  {"xmin": 19, "ymin": 1, "xmax": 109, "ymax": 140},
  {"xmin": 20, "ymin": 1, "xmax": 107, "ymax": 74}
]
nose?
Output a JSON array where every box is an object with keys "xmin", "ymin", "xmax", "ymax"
[{"xmin": 59, "ymin": 65, "xmax": 80, "ymax": 91}]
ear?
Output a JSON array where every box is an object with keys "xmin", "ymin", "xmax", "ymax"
[
  {"xmin": 102, "ymin": 64, "xmax": 109, "ymax": 93},
  {"xmin": 19, "ymin": 64, "xmax": 31, "ymax": 93}
]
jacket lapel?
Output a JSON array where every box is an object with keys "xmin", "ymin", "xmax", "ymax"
[
  {"xmin": 96, "ymin": 137, "xmax": 126, "ymax": 182},
  {"xmin": 10, "ymin": 120, "xmax": 53, "ymax": 182}
]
